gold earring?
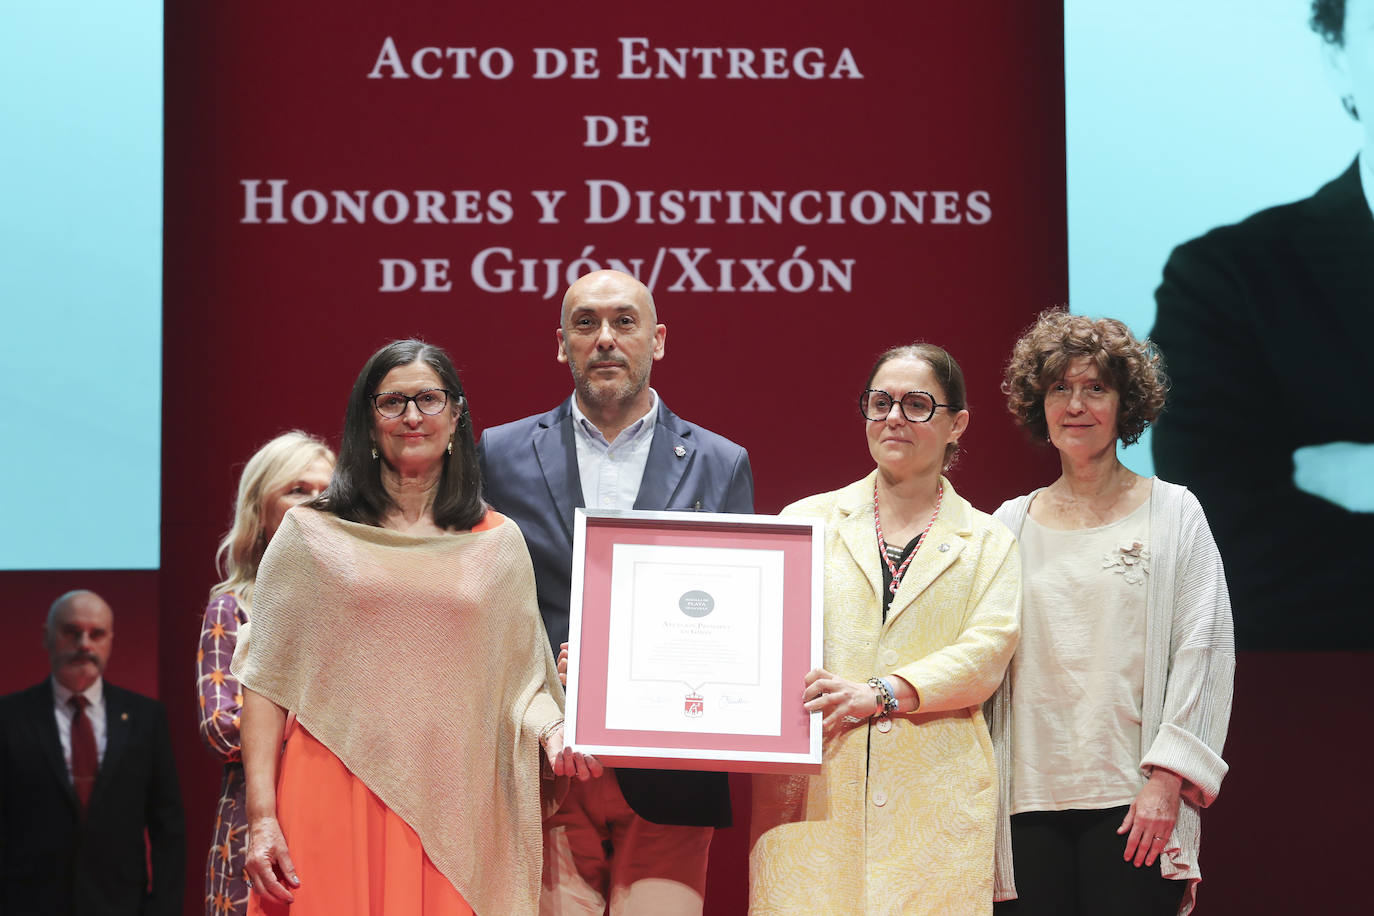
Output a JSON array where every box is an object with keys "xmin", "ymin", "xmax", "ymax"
[
  {"xmin": 447, "ymin": 439, "xmax": 454, "ymax": 455},
  {"xmin": 371, "ymin": 446, "xmax": 379, "ymax": 460}
]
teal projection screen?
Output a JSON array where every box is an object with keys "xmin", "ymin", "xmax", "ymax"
[
  {"xmin": 1065, "ymin": 0, "xmax": 1374, "ymax": 650},
  {"xmin": 1064, "ymin": 0, "xmax": 1363, "ymax": 477},
  {"xmin": 0, "ymin": 3, "xmax": 163, "ymax": 569}
]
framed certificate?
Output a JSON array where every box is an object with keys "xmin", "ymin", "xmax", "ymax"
[{"xmin": 565, "ymin": 509, "xmax": 823, "ymax": 774}]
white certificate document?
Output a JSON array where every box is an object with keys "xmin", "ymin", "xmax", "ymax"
[{"xmin": 603, "ymin": 543, "xmax": 785, "ymax": 735}]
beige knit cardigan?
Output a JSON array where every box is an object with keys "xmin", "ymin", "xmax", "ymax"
[
  {"xmin": 988, "ymin": 479, "xmax": 1235, "ymax": 916},
  {"xmin": 232, "ymin": 508, "xmax": 564, "ymax": 916}
]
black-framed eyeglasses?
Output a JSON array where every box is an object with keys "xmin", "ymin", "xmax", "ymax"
[
  {"xmin": 859, "ymin": 389, "xmax": 952, "ymax": 423},
  {"xmin": 370, "ymin": 388, "xmax": 456, "ymax": 419}
]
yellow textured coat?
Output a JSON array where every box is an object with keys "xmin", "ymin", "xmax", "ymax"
[{"xmin": 750, "ymin": 473, "xmax": 1021, "ymax": 916}]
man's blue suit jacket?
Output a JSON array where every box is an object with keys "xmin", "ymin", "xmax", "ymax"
[{"xmin": 478, "ymin": 396, "xmax": 753, "ymax": 827}]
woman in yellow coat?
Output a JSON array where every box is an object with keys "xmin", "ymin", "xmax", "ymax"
[{"xmin": 750, "ymin": 343, "xmax": 1021, "ymax": 916}]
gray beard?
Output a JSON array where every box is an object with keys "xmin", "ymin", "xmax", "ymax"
[{"xmin": 573, "ymin": 368, "xmax": 647, "ymax": 408}]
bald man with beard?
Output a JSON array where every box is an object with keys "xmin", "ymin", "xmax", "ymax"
[
  {"xmin": 479, "ymin": 270, "xmax": 754, "ymax": 915},
  {"xmin": 0, "ymin": 590, "xmax": 185, "ymax": 915}
]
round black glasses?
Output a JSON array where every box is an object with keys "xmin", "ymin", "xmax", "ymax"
[{"xmin": 859, "ymin": 389, "xmax": 952, "ymax": 423}]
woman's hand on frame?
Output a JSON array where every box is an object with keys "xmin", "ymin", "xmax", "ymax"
[
  {"xmin": 802, "ymin": 667, "xmax": 878, "ymax": 732},
  {"xmin": 544, "ymin": 721, "xmax": 604, "ymax": 781}
]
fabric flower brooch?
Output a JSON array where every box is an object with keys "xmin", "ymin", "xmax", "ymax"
[{"xmin": 1103, "ymin": 540, "xmax": 1150, "ymax": 585}]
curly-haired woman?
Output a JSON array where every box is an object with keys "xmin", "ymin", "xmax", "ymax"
[{"xmin": 988, "ymin": 311, "xmax": 1235, "ymax": 916}]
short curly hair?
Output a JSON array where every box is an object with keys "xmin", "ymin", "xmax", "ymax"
[
  {"xmin": 1311, "ymin": 0, "xmax": 1345, "ymax": 45},
  {"xmin": 1002, "ymin": 309, "xmax": 1167, "ymax": 446}
]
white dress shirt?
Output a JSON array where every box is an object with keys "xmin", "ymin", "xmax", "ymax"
[
  {"xmin": 51, "ymin": 676, "xmax": 108, "ymax": 780},
  {"xmin": 570, "ymin": 389, "xmax": 659, "ymax": 509}
]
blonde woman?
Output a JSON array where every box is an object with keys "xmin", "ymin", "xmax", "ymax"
[{"xmin": 197, "ymin": 431, "xmax": 334, "ymax": 916}]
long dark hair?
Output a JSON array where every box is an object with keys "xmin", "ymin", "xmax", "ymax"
[{"xmin": 315, "ymin": 339, "xmax": 485, "ymax": 530}]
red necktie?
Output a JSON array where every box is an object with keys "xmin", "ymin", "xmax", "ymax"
[{"xmin": 68, "ymin": 695, "xmax": 97, "ymax": 811}]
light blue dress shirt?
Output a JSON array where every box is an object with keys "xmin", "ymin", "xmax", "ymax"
[{"xmin": 570, "ymin": 388, "xmax": 660, "ymax": 509}]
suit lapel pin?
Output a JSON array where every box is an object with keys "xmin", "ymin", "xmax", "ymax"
[
  {"xmin": 673, "ymin": 445, "xmax": 686, "ymax": 458},
  {"xmin": 121, "ymin": 712, "xmax": 129, "ymax": 721}
]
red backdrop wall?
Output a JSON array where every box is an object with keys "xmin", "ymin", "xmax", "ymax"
[{"xmin": 0, "ymin": 2, "xmax": 1361, "ymax": 913}]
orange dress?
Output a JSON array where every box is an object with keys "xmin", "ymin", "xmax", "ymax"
[
  {"xmin": 248, "ymin": 727, "xmax": 473, "ymax": 916},
  {"xmin": 246, "ymin": 510, "xmax": 512, "ymax": 916}
]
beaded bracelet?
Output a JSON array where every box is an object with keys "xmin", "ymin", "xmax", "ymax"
[
  {"xmin": 867, "ymin": 677, "xmax": 899, "ymax": 717},
  {"xmin": 879, "ymin": 677, "xmax": 900, "ymax": 714}
]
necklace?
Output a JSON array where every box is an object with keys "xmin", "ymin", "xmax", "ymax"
[
  {"xmin": 874, "ymin": 480, "xmax": 943, "ymax": 596},
  {"xmin": 1049, "ymin": 466, "xmax": 1137, "ymax": 527}
]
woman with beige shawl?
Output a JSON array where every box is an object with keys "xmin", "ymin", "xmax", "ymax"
[{"xmin": 234, "ymin": 339, "xmax": 599, "ymax": 916}]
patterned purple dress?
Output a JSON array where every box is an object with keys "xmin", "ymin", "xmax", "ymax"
[{"xmin": 197, "ymin": 593, "xmax": 250, "ymax": 916}]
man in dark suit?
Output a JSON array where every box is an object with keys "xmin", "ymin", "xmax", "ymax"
[
  {"xmin": 479, "ymin": 269, "xmax": 753, "ymax": 914},
  {"xmin": 0, "ymin": 590, "xmax": 185, "ymax": 915},
  {"xmin": 1150, "ymin": 0, "xmax": 1374, "ymax": 650}
]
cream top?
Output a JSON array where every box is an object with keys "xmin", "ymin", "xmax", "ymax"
[{"xmin": 1010, "ymin": 497, "xmax": 1150, "ymax": 813}]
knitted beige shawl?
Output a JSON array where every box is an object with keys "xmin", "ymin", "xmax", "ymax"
[{"xmin": 232, "ymin": 507, "xmax": 563, "ymax": 916}]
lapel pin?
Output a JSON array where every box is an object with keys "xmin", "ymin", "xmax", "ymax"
[
  {"xmin": 673, "ymin": 445, "xmax": 686, "ymax": 458},
  {"xmin": 938, "ymin": 543, "xmax": 950, "ymax": 552},
  {"xmin": 121, "ymin": 712, "xmax": 129, "ymax": 721}
]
